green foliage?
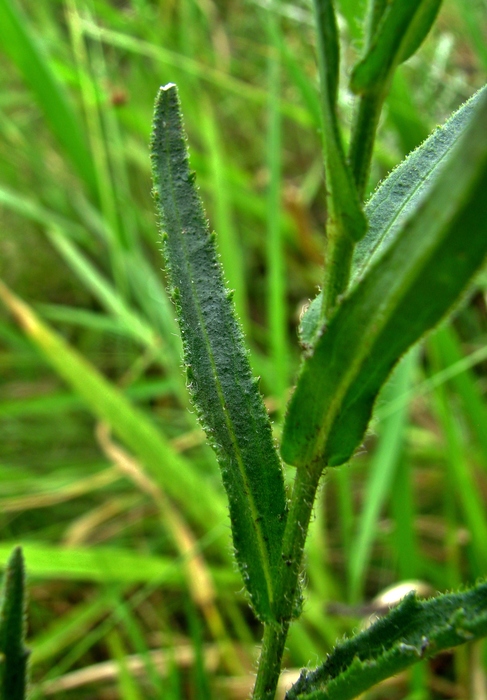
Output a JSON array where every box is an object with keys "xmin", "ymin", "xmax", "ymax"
[
  {"xmin": 282, "ymin": 87, "xmax": 487, "ymax": 468},
  {"xmin": 150, "ymin": 85, "xmax": 287, "ymax": 622},
  {"xmin": 286, "ymin": 580, "xmax": 487, "ymax": 700},
  {"xmin": 149, "ymin": 2, "xmax": 487, "ymax": 698},
  {"xmin": 312, "ymin": 0, "xmax": 367, "ymax": 316},
  {"xmin": 300, "ymin": 82, "xmax": 487, "ymax": 349},
  {"xmin": 1, "ymin": 0, "xmax": 487, "ymax": 698},
  {"xmin": 0, "ymin": 547, "xmax": 29, "ymax": 700}
]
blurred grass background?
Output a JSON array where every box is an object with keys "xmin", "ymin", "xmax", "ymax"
[{"xmin": 0, "ymin": 0, "xmax": 487, "ymax": 697}]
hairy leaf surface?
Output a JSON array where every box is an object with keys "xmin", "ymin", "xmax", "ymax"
[
  {"xmin": 0, "ymin": 547, "xmax": 29, "ymax": 700},
  {"xmin": 300, "ymin": 85, "xmax": 487, "ymax": 348},
  {"xmin": 151, "ymin": 84, "xmax": 287, "ymax": 621},
  {"xmin": 286, "ymin": 581, "xmax": 487, "ymax": 700},
  {"xmin": 282, "ymin": 88, "xmax": 487, "ymax": 468}
]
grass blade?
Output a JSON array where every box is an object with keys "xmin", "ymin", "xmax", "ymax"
[
  {"xmin": 348, "ymin": 348, "xmax": 416, "ymax": 603},
  {"xmin": 0, "ymin": 278, "xmax": 225, "ymax": 531},
  {"xmin": 0, "ymin": 543, "xmax": 236, "ymax": 587},
  {"xmin": 282, "ymin": 88, "xmax": 487, "ymax": 469},
  {"xmin": 0, "ymin": 0, "xmax": 96, "ymax": 193},
  {"xmin": 151, "ymin": 84, "xmax": 287, "ymax": 621},
  {"xmin": 429, "ymin": 331, "xmax": 487, "ymax": 575},
  {"xmin": 266, "ymin": 5, "xmax": 289, "ymax": 403}
]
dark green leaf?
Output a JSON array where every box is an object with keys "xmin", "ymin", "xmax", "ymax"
[
  {"xmin": 286, "ymin": 580, "xmax": 487, "ymax": 700},
  {"xmin": 282, "ymin": 88, "xmax": 487, "ymax": 468},
  {"xmin": 300, "ymin": 85, "xmax": 487, "ymax": 348},
  {"xmin": 0, "ymin": 547, "xmax": 29, "ymax": 700},
  {"xmin": 151, "ymin": 84, "xmax": 287, "ymax": 621},
  {"xmin": 354, "ymin": 84, "xmax": 487, "ymax": 280}
]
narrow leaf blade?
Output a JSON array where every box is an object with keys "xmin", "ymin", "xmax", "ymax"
[
  {"xmin": 150, "ymin": 84, "xmax": 287, "ymax": 621},
  {"xmin": 282, "ymin": 88, "xmax": 487, "ymax": 468},
  {"xmin": 354, "ymin": 85, "xmax": 487, "ymax": 280},
  {"xmin": 300, "ymin": 85, "xmax": 487, "ymax": 346},
  {"xmin": 0, "ymin": 547, "xmax": 29, "ymax": 700}
]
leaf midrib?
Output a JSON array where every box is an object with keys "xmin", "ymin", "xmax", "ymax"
[{"xmin": 161, "ymin": 116, "xmax": 276, "ymax": 609}]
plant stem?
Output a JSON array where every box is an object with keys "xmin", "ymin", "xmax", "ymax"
[
  {"xmin": 348, "ymin": 90, "xmax": 384, "ymax": 199},
  {"xmin": 252, "ymin": 621, "xmax": 290, "ymax": 700},
  {"xmin": 252, "ymin": 465, "xmax": 323, "ymax": 699},
  {"xmin": 321, "ymin": 223, "xmax": 355, "ymax": 320},
  {"xmin": 348, "ymin": 0, "xmax": 388, "ymax": 198}
]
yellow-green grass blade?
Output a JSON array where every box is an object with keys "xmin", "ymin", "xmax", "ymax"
[
  {"xmin": 0, "ymin": 543, "xmax": 237, "ymax": 588},
  {"xmin": 266, "ymin": 4, "xmax": 289, "ymax": 404},
  {"xmin": 30, "ymin": 594, "xmax": 112, "ymax": 666},
  {"xmin": 429, "ymin": 330, "xmax": 487, "ymax": 576},
  {"xmin": 0, "ymin": 278, "xmax": 226, "ymax": 531},
  {"xmin": 107, "ymin": 632, "xmax": 145, "ymax": 700},
  {"xmin": 429, "ymin": 323, "xmax": 487, "ymax": 469},
  {"xmin": 348, "ymin": 348, "xmax": 417, "ymax": 603}
]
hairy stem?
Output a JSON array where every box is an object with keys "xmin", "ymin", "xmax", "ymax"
[
  {"xmin": 321, "ymin": 223, "xmax": 355, "ymax": 320},
  {"xmin": 252, "ymin": 465, "xmax": 323, "ymax": 699},
  {"xmin": 348, "ymin": 0, "xmax": 388, "ymax": 197},
  {"xmin": 252, "ymin": 621, "xmax": 290, "ymax": 700},
  {"xmin": 348, "ymin": 90, "xmax": 384, "ymax": 199}
]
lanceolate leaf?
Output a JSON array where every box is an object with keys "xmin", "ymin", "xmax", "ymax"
[
  {"xmin": 353, "ymin": 84, "xmax": 487, "ymax": 279},
  {"xmin": 0, "ymin": 547, "xmax": 29, "ymax": 700},
  {"xmin": 281, "ymin": 88, "xmax": 487, "ymax": 468},
  {"xmin": 299, "ymin": 84, "xmax": 487, "ymax": 348},
  {"xmin": 350, "ymin": 0, "xmax": 443, "ymax": 95},
  {"xmin": 151, "ymin": 84, "xmax": 287, "ymax": 621},
  {"xmin": 286, "ymin": 581, "xmax": 487, "ymax": 700}
]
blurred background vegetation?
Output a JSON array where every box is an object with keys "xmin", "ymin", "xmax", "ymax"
[{"xmin": 1, "ymin": 0, "xmax": 487, "ymax": 697}]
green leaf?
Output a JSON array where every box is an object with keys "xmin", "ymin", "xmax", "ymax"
[
  {"xmin": 353, "ymin": 85, "xmax": 487, "ymax": 280},
  {"xmin": 350, "ymin": 0, "xmax": 443, "ymax": 95},
  {"xmin": 150, "ymin": 84, "xmax": 287, "ymax": 621},
  {"xmin": 281, "ymin": 87, "xmax": 487, "ymax": 469},
  {"xmin": 0, "ymin": 547, "xmax": 29, "ymax": 700},
  {"xmin": 286, "ymin": 580, "xmax": 487, "ymax": 700},
  {"xmin": 300, "ymin": 85, "xmax": 487, "ymax": 348}
]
